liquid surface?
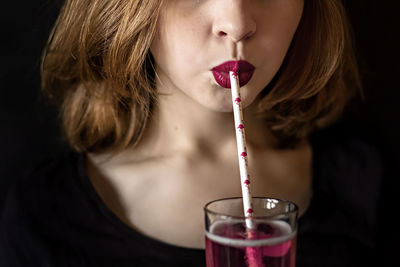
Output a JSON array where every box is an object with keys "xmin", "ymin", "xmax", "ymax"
[{"xmin": 206, "ymin": 221, "xmax": 296, "ymax": 267}]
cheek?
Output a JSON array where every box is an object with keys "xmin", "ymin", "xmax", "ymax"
[
  {"xmin": 257, "ymin": 0, "xmax": 303, "ymax": 45},
  {"xmin": 152, "ymin": 14, "xmax": 207, "ymax": 71},
  {"xmin": 257, "ymin": 5, "xmax": 303, "ymax": 68}
]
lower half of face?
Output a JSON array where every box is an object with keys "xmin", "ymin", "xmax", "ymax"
[{"xmin": 150, "ymin": 0, "xmax": 304, "ymax": 113}]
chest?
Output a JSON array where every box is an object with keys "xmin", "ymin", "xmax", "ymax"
[{"xmin": 88, "ymin": 145, "xmax": 313, "ymax": 249}]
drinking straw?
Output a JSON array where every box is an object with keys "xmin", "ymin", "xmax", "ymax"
[
  {"xmin": 229, "ymin": 70, "xmax": 255, "ymax": 228},
  {"xmin": 229, "ymin": 70, "xmax": 262, "ymax": 266}
]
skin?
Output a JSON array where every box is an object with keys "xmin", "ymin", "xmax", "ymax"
[
  {"xmin": 88, "ymin": 0, "xmax": 311, "ymax": 249},
  {"xmin": 151, "ymin": 0, "xmax": 305, "ymax": 112}
]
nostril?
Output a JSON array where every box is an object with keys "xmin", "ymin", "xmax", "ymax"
[{"xmin": 218, "ymin": 31, "xmax": 227, "ymax": 37}]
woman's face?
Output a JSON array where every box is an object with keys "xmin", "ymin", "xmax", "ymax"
[{"xmin": 151, "ymin": 0, "xmax": 304, "ymax": 112}]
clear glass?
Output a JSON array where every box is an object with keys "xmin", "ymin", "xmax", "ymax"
[{"xmin": 204, "ymin": 197, "xmax": 298, "ymax": 267}]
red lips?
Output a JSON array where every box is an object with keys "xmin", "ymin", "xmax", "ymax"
[{"xmin": 211, "ymin": 60, "xmax": 255, "ymax": 88}]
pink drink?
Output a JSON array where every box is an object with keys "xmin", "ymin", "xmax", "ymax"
[{"xmin": 205, "ymin": 220, "xmax": 296, "ymax": 267}]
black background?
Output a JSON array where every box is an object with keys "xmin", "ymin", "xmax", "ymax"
[
  {"xmin": 1, "ymin": 0, "xmax": 66, "ymax": 207},
  {"xmin": 0, "ymin": 0, "xmax": 399, "ymax": 263}
]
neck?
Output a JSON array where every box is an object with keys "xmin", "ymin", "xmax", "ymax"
[{"xmin": 134, "ymin": 85, "xmax": 278, "ymax": 162}]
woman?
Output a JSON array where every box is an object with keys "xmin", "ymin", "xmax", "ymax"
[{"xmin": 0, "ymin": 0, "xmax": 381, "ymax": 266}]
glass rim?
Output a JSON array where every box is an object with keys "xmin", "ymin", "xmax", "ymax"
[{"xmin": 204, "ymin": 196, "xmax": 298, "ymax": 220}]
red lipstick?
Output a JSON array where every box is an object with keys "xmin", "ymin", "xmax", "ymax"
[{"xmin": 211, "ymin": 60, "xmax": 255, "ymax": 88}]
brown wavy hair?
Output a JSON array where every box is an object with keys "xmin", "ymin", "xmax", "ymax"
[{"xmin": 42, "ymin": 0, "xmax": 361, "ymax": 153}]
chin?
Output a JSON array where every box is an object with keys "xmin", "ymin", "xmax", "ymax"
[
  {"xmin": 201, "ymin": 101, "xmax": 235, "ymax": 113},
  {"xmin": 199, "ymin": 96, "xmax": 256, "ymax": 113},
  {"xmin": 191, "ymin": 82, "xmax": 260, "ymax": 113}
]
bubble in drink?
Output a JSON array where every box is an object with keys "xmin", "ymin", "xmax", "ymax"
[{"xmin": 205, "ymin": 220, "xmax": 296, "ymax": 267}]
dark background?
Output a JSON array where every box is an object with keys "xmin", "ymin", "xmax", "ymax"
[
  {"xmin": 0, "ymin": 0, "xmax": 66, "ymax": 207},
  {"xmin": 0, "ymin": 0, "xmax": 399, "ymax": 263}
]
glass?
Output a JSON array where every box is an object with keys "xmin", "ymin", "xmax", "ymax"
[{"xmin": 204, "ymin": 197, "xmax": 298, "ymax": 267}]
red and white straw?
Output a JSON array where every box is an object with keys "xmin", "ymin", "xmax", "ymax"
[
  {"xmin": 229, "ymin": 71, "xmax": 255, "ymax": 230},
  {"xmin": 230, "ymin": 70, "xmax": 262, "ymax": 266}
]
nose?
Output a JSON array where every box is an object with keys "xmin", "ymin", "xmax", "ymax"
[{"xmin": 212, "ymin": 0, "xmax": 256, "ymax": 43}]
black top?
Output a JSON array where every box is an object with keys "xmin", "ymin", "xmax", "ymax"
[{"xmin": 0, "ymin": 129, "xmax": 382, "ymax": 267}]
